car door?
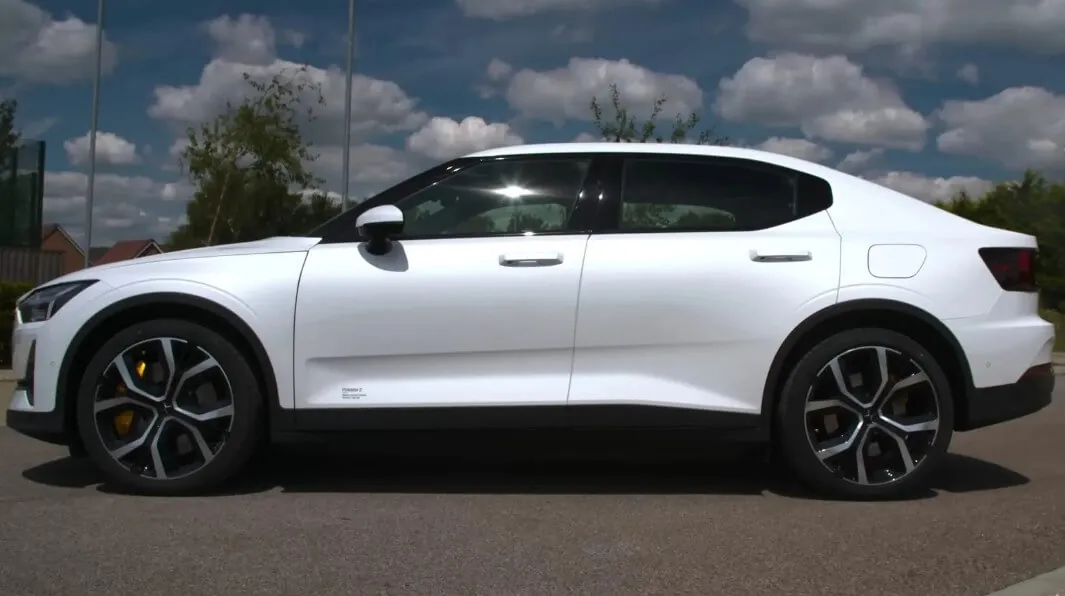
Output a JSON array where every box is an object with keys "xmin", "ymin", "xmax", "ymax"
[
  {"xmin": 569, "ymin": 155, "xmax": 842, "ymax": 415},
  {"xmin": 293, "ymin": 155, "xmax": 598, "ymax": 410}
]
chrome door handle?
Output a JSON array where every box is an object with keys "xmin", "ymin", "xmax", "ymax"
[
  {"xmin": 499, "ymin": 252, "xmax": 564, "ymax": 267},
  {"xmin": 750, "ymin": 250, "xmax": 812, "ymax": 263}
]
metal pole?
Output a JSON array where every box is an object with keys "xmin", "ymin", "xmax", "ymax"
[
  {"xmin": 340, "ymin": 0, "xmax": 355, "ymax": 211},
  {"xmin": 84, "ymin": 0, "xmax": 105, "ymax": 268}
]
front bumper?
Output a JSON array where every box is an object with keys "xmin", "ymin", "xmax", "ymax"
[{"xmin": 956, "ymin": 363, "xmax": 1055, "ymax": 431}]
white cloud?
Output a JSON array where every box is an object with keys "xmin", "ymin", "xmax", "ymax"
[
  {"xmin": 956, "ymin": 63, "xmax": 979, "ymax": 84},
  {"xmin": 573, "ymin": 132, "xmax": 601, "ymax": 142},
  {"xmin": 715, "ymin": 53, "xmax": 928, "ymax": 150},
  {"xmin": 837, "ymin": 148, "xmax": 885, "ymax": 173},
  {"xmin": 42, "ymin": 171, "xmax": 191, "ymax": 246},
  {"xmin": 734, "ymin": 0, "xmax": 1065, "ymax": 57},
  {"xmin": 0, "ymin": 0, "xmax": 117, "ymax": 84},
  {"xmin": 312, "ymin": 143, "xmax": 420, "ymax": 200},
  {"xmin": 457, "ymin": 0, "xmax": 664, "ymax": 19},
  {"xmin": 148, "ymin": 58, "xmax": 428, "ymax": 147},
  {"xmin": 755, "ymin": 137, "xmax": 833, "ymax": 162},
  {"xmin": 506, "ymin": 57, "xmax": 703, "ymax": 124},
  {"xmin": 486, "ymin": 58, "xmax": 513, "ymax": 82},
  {"xmin": 406, "ymin": 116, "xmax": 524, "ymax": 162},
  {"xmin": 203, "ymin": 14, "xmax": 277, "ymax": 65},
  {"xmin": 64, "ymin": 131, "xmax": 139, "ymax": 166},
  {"xmin": 936, "ymin": 86, "xmax": 1065, "ymax": 173},
  {"xmin": 868, "ymin": 171, "xmax": 993, "ymax": 203}
]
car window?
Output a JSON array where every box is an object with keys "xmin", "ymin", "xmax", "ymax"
[
  {"xmin": 620, "ymin": 159, "xmax": 801, "ymax": 231},
  {"xmin": 396, "ymin": 159, "xmax": 591, "ymax": 238}
]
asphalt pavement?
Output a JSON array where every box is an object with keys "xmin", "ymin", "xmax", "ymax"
[{"xmin": 0, "ymin": 383, "xmax": 1063, "ymax": 596}]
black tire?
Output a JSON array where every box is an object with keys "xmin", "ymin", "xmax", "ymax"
[
  {"xmin": 75, "ymin": 318, "xmax": 263, "ymax": 495},
  {"xmin": 774, "ymin": 327, "xmax": 955, "ymax": 500}
]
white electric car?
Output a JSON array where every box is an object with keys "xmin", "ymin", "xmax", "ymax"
[{"xmin": 6, "ymin": 143, "xmax": 1055, "ymax": 499}]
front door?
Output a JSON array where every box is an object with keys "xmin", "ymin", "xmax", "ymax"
[{"xmin": 293, "ymin": 156, "xmax": 597, "ymax": 409}]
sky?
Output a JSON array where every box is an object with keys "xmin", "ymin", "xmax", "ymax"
[{"xmin": 2, "ymin": 0, "xmax": 1065, "ymax": 248}]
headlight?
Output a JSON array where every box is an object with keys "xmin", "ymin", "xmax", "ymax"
[{"xmin": 15, "ymin": 280, "xmax": 98, "ymax": 324}]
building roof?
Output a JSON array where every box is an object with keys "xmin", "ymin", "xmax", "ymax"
[
  {"xmin": 40, "ymin": 223, "xmax": 84, "ymax": 256},
  {"xmin": 93, "ymin": 239, "xmax": 161, "ymax": 265}
]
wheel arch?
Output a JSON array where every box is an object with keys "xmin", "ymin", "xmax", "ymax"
[
  {"xmin": 58, "ymin": 292, "xmax": 284, "ymax": 447},
  {"xmin": 760, "ymin": 298, "xmax": 975, "ymax": 432}
]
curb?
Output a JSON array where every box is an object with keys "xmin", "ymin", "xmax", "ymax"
[{"xmin": 987, "ymin": 565, "xmax": 1065, "ymax": 596}]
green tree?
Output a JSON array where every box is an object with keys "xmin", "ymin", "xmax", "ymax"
[
  {"xmin": 168, "ymin": 67, "xmax": 340, "ymax": 250},
  {"xmin": 0, "ymin": 99, "xmax": 20, "ymax": 161},
  {"xmin": 589, "ymin": 83, "xmax": 730, "ymax": 145}
]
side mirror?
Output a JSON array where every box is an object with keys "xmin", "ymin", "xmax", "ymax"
[{"xmin": 356, "ymin": 205, "xmax": 404, "ymax": 255}]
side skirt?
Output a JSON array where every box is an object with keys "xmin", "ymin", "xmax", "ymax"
[{"xmin": 269, "ymin": 404, "xmax": 770, "ymax": 444}]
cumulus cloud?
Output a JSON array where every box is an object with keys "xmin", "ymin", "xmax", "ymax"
[
  {"xmin": 64, "ymin": 131, "xmax": 139, "ymax": 166},
  {"xmin": 716, "ymin": 53, "xmax": 928, "ymax": 150},
  {"xmin": 0, "ymin": 0, "xmax": 117, "ymax": 84},
  {"xmin": 936, "ymin": 86, "xmax": 1065, "ymax": 173},
  {"xmin": 42, "ymin": 171, "xmax": 192, "ymax": 247},
  {"xmin": 956, "ymin": 63, "xmax": 979, "ymax": 84},
  {"xmin": 755, "ymin": 137, "xmax": 833, "ymax": 163},
  {"xmin": 837, "ymin": 148, "xmax": 885, "ymax": 173},
  {"xmin": 734, "ymin": 0, "xmax": 1065, "ymax": 57},
  {"xmin": 202, "ymin": 14, "xmax": 277, "ymax": 65},
  {"xmin": 148, "ymin": 58, "xmax": 428, "ymax": 147},
  {"xmin": 406, "ymin": 116, "xmax": 524, "ymax": 162},
  {"xmin": 506, "ymin": 57, "xmax": 703, "ymax": 124},
  {"xmin": 868, "ymin": 171, "xmax": 993, "ymax": 203},
  {"xmin": 457, "ymin": 0, "xmax": 664, "ymax": 20}
]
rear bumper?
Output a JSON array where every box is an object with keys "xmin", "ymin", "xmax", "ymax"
[{"xmin": 956, "ymin": 363, "xmax": 1055, "ymax": 431}]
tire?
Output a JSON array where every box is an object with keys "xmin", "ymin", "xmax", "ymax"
[
  {"xmin": 774, "ymin": 327, "xmax": 955, "ymax": 500},
  {"xmin": 75, "ymin": 318, "xmax": 263, "ymax": 495}
]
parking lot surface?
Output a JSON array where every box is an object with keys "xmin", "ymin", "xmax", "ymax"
[{"xmin": 1, "ymin": 387, "xmax": 1063, "ymax": 596}]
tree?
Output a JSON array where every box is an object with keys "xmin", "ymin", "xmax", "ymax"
[
  {"xmin": 167, "ymin": 67, "xmax": 340, "ymax": 249},
  {"xmin": 589, "ymin": 83, "xmax": 730, "ymax": 145},
  {"xmin": 0, "ymin": 99, "xmax": 20, "ymax": 161}
]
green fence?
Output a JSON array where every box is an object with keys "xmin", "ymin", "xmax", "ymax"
[{"xmin": 0, "ymin": 140, "xmax": 46, "ymax": 250}]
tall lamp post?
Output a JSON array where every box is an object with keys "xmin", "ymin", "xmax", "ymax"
[
  {"xmin": 84, "ymin": 0, "xmax": 106, "ymax": 268},
  {"xmin": 340, "ymin": 0, "xmax": 355, "ymax": 211}
]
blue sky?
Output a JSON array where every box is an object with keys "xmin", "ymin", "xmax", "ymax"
[{"xmin": 3, "ymin": 0, "xmax": 1065, "ymax": 247}]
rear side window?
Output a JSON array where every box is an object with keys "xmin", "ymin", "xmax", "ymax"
[{"xmin": 619, "ymin": 158, "xmax": 832, "ymax": 232}]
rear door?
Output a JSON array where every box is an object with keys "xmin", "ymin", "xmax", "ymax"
[{"xmin": 569, "ymin": 155, "xmax": 842, "ymax": 415}]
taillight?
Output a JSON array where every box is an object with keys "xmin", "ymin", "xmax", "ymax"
[{"xmin": 979, "ymin": 247, "xmax": 1038, "ymax": 292}]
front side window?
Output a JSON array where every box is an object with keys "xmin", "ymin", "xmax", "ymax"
[
  {"xmin": 395, "ymin": 158, "xmax": 591, "ymax": 239},
  {"xmin": 619, "ymin": 159, "xmax": 803, "ymax": 232}
]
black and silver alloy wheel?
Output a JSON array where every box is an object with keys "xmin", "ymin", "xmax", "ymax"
[
  {"xmin": 76, "ymin": 319, "xmax": 263, "ymax": 495},
  {"xmin": 804, "ymin": 346, "xmax": 939, "ymax": 486},
  {"xmin": 775, "ymin": 328, "xmax": 954, "ymax": 500},
  {"xmin": 91, "ymin": 337, "xmax": 235, "ymax": 481}
]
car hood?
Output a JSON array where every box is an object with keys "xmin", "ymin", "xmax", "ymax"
[{"xmin": 50, "ymin": 236, "xmax": 324, "ymax": 282}]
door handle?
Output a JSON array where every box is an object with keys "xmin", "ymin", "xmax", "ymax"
[
  {"xmin": 750, "ymin": 250, "xmax": 812, "ymax": 263},
  {"xmin": 499, "ymin": 252, "xmax": 564, "ymax": 267}
]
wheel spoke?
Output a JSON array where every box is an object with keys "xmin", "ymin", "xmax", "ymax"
[
  {"xmin": 111, "ymin": 355, "xmax": 165, "ymax": 403},
  {"xmin": 855, "ymin": 426, "xmax": 872, "ymax": 485},
  {"xmin": 828, "ymin": 358, "xmax": 872, "ymax": 409},
  {"xmin": 816, "ymin": 420, "xmax": 866, "ymax": 460},
  {"xmin": 159, "ymin": 338, "xmax": 178, "ymax": 397},
  {"xmin": 877, "ymin": 412, "xmax": 938, "ymax": 435},
  {"xmin": 108, "ymin": 413, "xmax": 161, "ymax": 460},
  {"xmin": 170, "ymin": 417, "xmax": 217, "ymax": 465},
  {"xmin": 149, "ymin": 417, "xmax": 171, "ymax": 480},
  {"xmin": 94, "ymin": 396, "xmax": 143, "ymax": 414},
  {"xmin": 876, "ymin": 424, "xmax": 917, "ymax": 474},
  {"xmin": 171, "ymin": 356, "xmax": 220, "ymax": 400},
  {"xmin": 175, "ymin": 402, "xmax": 233, "ymax": 423},
  {"xmin": 887, "ymin": 371, "xmax": 930, "ymax": 398},
  {"xmin": 870, "ymin": 347, "xmax": 890, "ymax": 404}
]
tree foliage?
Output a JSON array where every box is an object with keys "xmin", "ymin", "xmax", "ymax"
[
  {"xmin": 167, "ymin": 67, "xmax": 340, "ymax": 250},
  {"xmin": 936, "ymin": 170, "xmax": 1065, "ymax": 312},
  {"xmin": 0, "ymin": 99, "xmax": 20, "ymax": 161},
  {"xmin": 589, "ymin": 83, "xmax": 730, "ymax": 145}
]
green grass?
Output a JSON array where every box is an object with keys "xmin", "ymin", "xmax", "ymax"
[{"xmin": 1040, "ymin": 309, "xmax": 1065, "ymax": 352}]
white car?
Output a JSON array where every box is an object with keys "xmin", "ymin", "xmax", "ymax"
[{"xmin": 6, "ymin": 142, "xmax": 1055, "ymax": 499}]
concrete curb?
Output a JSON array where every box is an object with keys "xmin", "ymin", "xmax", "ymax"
[{"xmin": 986, "ymin": 565, "xmax": 1065, "ymax": 596}]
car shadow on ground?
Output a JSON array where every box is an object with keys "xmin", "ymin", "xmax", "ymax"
[{"xmin": 21, "ymin": 430, "xmax": 1030, "ymax": 501}]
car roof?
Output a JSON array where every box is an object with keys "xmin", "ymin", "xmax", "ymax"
[{"xmin": 468, "ymin": 142, "xmax": 810, "ymax": 166}]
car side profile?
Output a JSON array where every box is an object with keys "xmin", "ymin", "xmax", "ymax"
[{"xmin": 6, "ymin": 142, "xmax": 1055, "ymax": 500}]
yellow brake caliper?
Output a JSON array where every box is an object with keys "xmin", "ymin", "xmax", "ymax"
[{"xmin": 113, "ymin": 360, "xmax": 147, "ymax": 436}]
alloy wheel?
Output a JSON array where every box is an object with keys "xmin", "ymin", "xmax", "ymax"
[
  {"xmin": 803, "ymin": 345, "xmax": 940, "ymax": 486},
  {"xmin": 91, "ymin": 337, "xmax": 235, "ymax": 480}
]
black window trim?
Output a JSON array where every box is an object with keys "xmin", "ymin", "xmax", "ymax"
[
  {"xmin": 315, "ymin": 153, "xmax": 608, "ymax": 245},
  {"xmin": 591, "ymin": 153, "xmax": 835, "ymax": 235}
]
